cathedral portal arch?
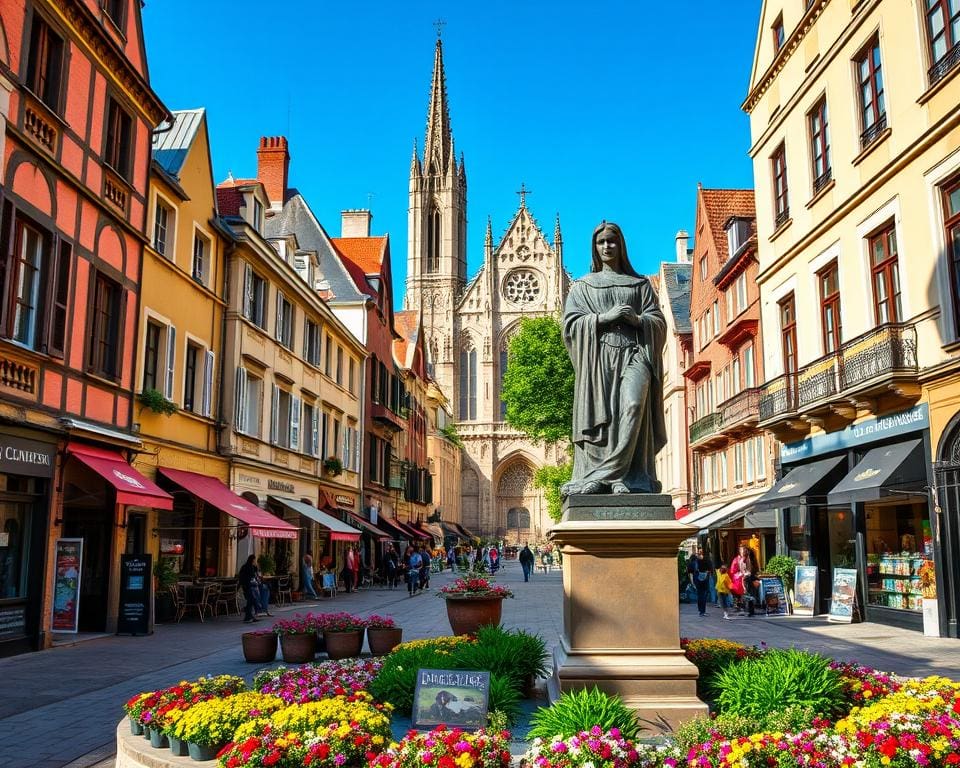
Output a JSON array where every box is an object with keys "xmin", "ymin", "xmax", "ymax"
[{"xmin": 495, "ymin": 459, "xmax": 537, "ymax": 544}]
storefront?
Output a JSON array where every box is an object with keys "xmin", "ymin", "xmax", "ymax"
[
  {"xmin": 756, "ymin": 404, "xmax": 936, "ymax": 633},
  {"xmin": 701, "ymin": 491, "xmax": 776, "ymax": 569},
  {"xmin": 0, "ymin": 430, "xmax": 57, "ymax": 656},
  {"xmin": 268, "ymin": 496, "xmax": 359, "ymax": 586}
]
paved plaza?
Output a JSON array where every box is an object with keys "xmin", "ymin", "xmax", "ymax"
[{"xmin": 1, "ymin": 560, "xmax": 958, "ymax": 768}]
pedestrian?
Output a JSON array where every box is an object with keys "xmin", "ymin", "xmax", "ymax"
[
  {"xmin": 385, "ymin": 544, "xmax": 400, "ymax": 589},
  {"xmin": 406, "ymin": 545, "xmax": 422, "ymax": 595},
  {"xmin": 519, "ymin": 543, "xmax": 535, "ymax": 582},
  {"xmin": 238, "ymin": 554, "xmax": 259, "ymax": 623},
  {"xmin": 447, "ymin": 545, "xmax": 456, "ymax": 571},
  {"xmin": 419, "ymin": 545, "xmax": 431, "ymax": 590},
  {"xmin": 350, "ymin": 545, "xmax": 361, "ymax": 591},
  {"xmin": 716, "ymin": 564, "xmax": 734, "ymax": 619},
  {"xmin": 730, "ymin": 545, "xmax": 758, "ymax": 617},
  {"xmin": 301, "ymin": 551, "xmax": 318, "ymax": 600},
  {"xmin": 687, "ymin": 546, "xmax": 714, "ymax": 617},
  {"xmin": 489, "ymin": 545, "xmax": 499, "ymax": 573},
  {"xmin": 342, "ymin": 547, "xmax": 355, "ymax": 593}
]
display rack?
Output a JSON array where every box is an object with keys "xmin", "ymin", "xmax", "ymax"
[{"xmin": 867, "ymin": 554, "xmax": 930, "ymax": 612}]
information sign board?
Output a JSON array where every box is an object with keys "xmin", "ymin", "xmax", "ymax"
[
  {"xmin": 828, "ymin": 567, "xmax": 859, "ymax": 623},
  {"xmin": 758, "ymin": 574, "xmax": 789, "ymax": 615},
  {"xmin": 793, "ymin": 566, "xmax": 818, "ymax": 616},
  {"xmin": 412, "ymin": 669, "xmax": 489, "ymax": 730},
  {"xmin": 52, "ymin": 538, "xmax": 83, "ymax": 633},
  {"xmin": 118, "ymin": 554, "xmax": 152, "ymax": 636}
]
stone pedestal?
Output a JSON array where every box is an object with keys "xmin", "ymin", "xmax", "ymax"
[{"xmin": 547, "ymin": 494, "xmax": 707, "ymax": 733}]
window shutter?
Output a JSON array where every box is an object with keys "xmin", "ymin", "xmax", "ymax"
[
  {"xmin": 321, "ymin": 412, "xmax": 328, "ymax": 458},
  {"xmin": 46, "ymin": 237, "xmax": 71, "ymax": 357},
  {"xmin": 270, "ymin": 384, "xmax": 280, "ymax": 444},
  {"xmin": 290, "ymin": 395, "xmax": 301, "ymax": 450},
  {"xmin": 235, "ymin": 367, "xmax": 247, "ymax": 433},
  {"xmin": 311, "ymin": 407, "xmax": 320, "ymax": 456},
  {"xmin": 164, "ymin": 325, "xmax": 177, "ymax": 399},
  {"xmin": 202, "ymin": 350, "xmax": 215, "ymax": 417},
  {"xmin": 354, "ymin": 428, "xmax": 360, "ymax": 471},
  {"xmin": 243, "ymin": 263, "xmax": 253, "ymax": 318},
  {"xmin": 275, "ymin": 293, "xmax": 283, "ymax": 341},
  {"xmin": 425, "ymin": 472, "xmax": 433, "ymax": 505},
  {"xmin": 0, "ymin": 200, "xmax": 15, "ymax": 336},
  {"xmin": 342, "ymin": 427, "xmax": 350, "ymax": 466}
]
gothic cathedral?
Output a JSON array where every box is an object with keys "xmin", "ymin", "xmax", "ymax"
[{"xmin": 404, "ymin": 38, "xmax": 570, "ymax": 542}]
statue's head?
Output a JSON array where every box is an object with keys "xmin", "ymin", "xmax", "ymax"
[{"xmin": 590, "ymin": 221, "xmax": 640, "ymax": 277}]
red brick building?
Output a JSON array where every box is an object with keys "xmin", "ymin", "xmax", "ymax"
[
  {"xmin": 682, "ymin": 186, "xmax": 776, "ymax": 566},
  {"xmin": 0, "ymin": 1, "xmax": 168, "ymax": 653}
]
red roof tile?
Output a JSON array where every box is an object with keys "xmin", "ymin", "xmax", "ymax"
[
  {"xmin": 699, "ymin": 188, "xmax": 755, "ymax": 264},
  {"xmin": 331, "ymin": 237, "xmax": 388, "ymax": 275}
]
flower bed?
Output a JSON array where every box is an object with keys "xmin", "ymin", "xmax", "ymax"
[
  {"xmin": 369, "ymin": 725, "xmax": 513, "ymax": 768},
  {"xmin": 254, "ymin": 659, "xmax": 383, "ymax": 704},
  {"xmin": 123, "ymin": 675, "xmax": 246, "ymax": 733}
]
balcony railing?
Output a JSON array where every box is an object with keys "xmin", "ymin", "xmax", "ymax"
[
  {"xmin": 719, "ymin": 387, "xmax": 761, "ymax": 429},
  {"xmin": 839, "ymin": 322, "xmax": 917, "ymax": 391},
  {"xmin": 689, "ymin": 412, "xmax": 723, "ymax": 445},
  {"xmin": 371, "ymin": 402, "xmax": 404, "ymax": 431},
  {"xmin": 797, "ymin": 351, "xmax": 840, "ymax": 407},
  {"xmin": 860, "ymin": 113, "xmax": 888, "ymax": 150},
  {"xmin": 929, "ymin": 42, "xmax": 960, "ymax": 86},
  {"xmin": 813, "ymin": 168, "xmax": 832, "ymax": 194},
  {"xmin": 0, "ymin": 355, "xmax": 37, "ymax": 394},
  {"xmin": 759, "ymin": 373, "xmax": 798, "ymax": 423}
]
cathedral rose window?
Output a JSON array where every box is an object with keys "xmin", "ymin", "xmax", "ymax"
[{"xmin": 504, "ymin": 269, "xmax": 541, "ymax": 304}]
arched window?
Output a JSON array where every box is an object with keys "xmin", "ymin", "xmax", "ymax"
[
  {"xmin": 425, "ymin": 207, "xmax": 441, "ymax": 273},
  {"xmin": 459, "ymin": 341, "xmax": 477, "ymax": 420}
]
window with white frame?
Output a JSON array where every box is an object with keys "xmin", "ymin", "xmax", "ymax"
[
  {"xmin": 235, "ymin": 367, "xmax": 263, "ymax": 437},
  {"xmin": 726, "ymin": 288, "xmax": 734, "ymax": 324},
  {"xmin": 181, "ymin": 342, "xmax": 214, "ymax": 417},
  {"xmin": 324, "ymin": 333, "xmax": 332, "ymax": 376},
  {"xmin": 304, "ymin": 319, "xmax": 320, "ymax": 366},
  {"xmin": 755, "ymin": 436, "xmax": 767, "ymax": 480},
  {"xmin": 734, "ymin": 442, "xmax": 744, "ymax": 485},
  {"xmin": 732, "ymin": 355, "xmax": 741, "ymax": 395},
  {"xmin": 192, "ymin": 230, "xmax": 209, "ymax": 285},
  {"xmin": 713, "ymin": 300, "xmax": 720, "ymax": 336},
  {"xmin": 242, "ymin": 264, "xmax": 266, "ymax": 328},
  {"xmin": 142, "ymin": 319, "xmax": 177, "ymax": 399},
  {"xmin": 348, "ymin": 358, "xmax": 356, "ymax": 394},
  {"xmin": 303, "ymin": 401, "xmax": 319, "ymax": 456},
  {"xmin": 743, "ymin": 343, "xmax": 755, "ymax": 388},
  {"xmin": 718, "ymin": 450, "xmax": 728, "ymax": 492},
  {"xmin": 153, "ymin": 198, "xmax": 174, "ymax": 258},
  {"xmin": 270, "ymin": 386, "xmax": 300, "ymax": 450},
  {"xmin": 736, "ymin": 273, "xmax": 748, "ymax": 313},
  {"xmin": 275, "ymin": 292, "xmax": 294, "ymax": 349},
  {"xmin": 320, "ymin": 412, "xmax": 329, "ymax": 459},
  {"xmin": 746, "ymin": 438, "xmax": 756, "ymax": 482},
  {"xmin": 336, "ymin": 346, "xmax": 343, "ymax": 386}
]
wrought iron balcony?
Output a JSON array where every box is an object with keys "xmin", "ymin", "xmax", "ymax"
[
  {"xmin": 719, "ymin": 387, "xmax": 761, "ymax": 432},
  {"xmin": 759, "ymin": 373, "xmax": 798, "ymax": 423},
  {"xmin": 813, "ymin": 168, "xmax": 833, "ymax": 194},
  {"xmin": 860, "ymin": 114, "xmax": 888, "ymax": 150},
  {"xmin": 839, "ymin": 322, "xmax": 918, "ymax": 392},
  {"xmin": 371, "ymin": 402, "xmax": 404, "ymax": 431},
  {"xmin": 689, "ymin": 412, "xmax": 723, "ymax": 446},
  {"xmin": 797, "ymin": 351, "xmax": 840, "ymax": 408},
  {"xmin": 929, "ymin": 42, "xmax": 960, "ymax": 86}
]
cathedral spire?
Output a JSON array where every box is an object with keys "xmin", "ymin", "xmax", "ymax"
[
  {"xmin": 485, "ymin": 216, "xmax": 493, "ymax": 247},
  {"xmin": 423, "ymin": 37, "xmax": 453, "ymax": 174},
  {"xmin": 554, "ymin": 213, "xmax": 563, "ymax": 246},
  {"xmin": 410, "ymin": 137, "xmax": 421, "ymax": 176}
]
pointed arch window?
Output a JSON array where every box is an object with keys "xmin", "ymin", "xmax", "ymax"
[
  {"xmin": 425, "ymin": 207, "xmax": 441, "ymax": 274},
  {"xmin": 459, "ymin": 341, "xmax": 477, "ymax": 420}
]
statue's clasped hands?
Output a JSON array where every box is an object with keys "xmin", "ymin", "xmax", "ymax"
[{"xmin": 600, "ymin": 304, "xmax": 641, "ymax": 328}]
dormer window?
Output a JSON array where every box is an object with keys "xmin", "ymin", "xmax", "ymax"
[
  {"xmin": 253, "ymin": 197, "xmax": 264, "ymax": 233},
  {"xmin": 725, "ymin": 218, "xmax": 752, "ymax": 258}
]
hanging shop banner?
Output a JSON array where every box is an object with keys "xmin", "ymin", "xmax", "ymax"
[
  {"xmin": 828, "ymin": 567, "xmax": 859, "ymax": 623},
  {"xmin": 117, "ymin": 554, "xmax": 152, "ymax": 636},
  {"xmin": 52, "ymin": 538, "xmax": 83, "ymax": 633},
  {"xmin": 412, "ymin": 669, "xmax": 489, "ymax": 730},
  {"xmin": 793, "ymin": 566, "xmax": 818, "ymax": 616},
  {"xmin": 758, "ymin": 574, "xmax": 789, "ymax": 616}
]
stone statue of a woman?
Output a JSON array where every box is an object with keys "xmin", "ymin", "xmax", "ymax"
[{"xmin": 561, "ymin": 222, "xmax": 667, "ymax": 496}]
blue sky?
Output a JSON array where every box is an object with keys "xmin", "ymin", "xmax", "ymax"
[{"xmin": 142, "ymin": 1, "xmax": 762, "ymax": 301}]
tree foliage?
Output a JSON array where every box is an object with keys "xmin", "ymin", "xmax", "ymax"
[
  {"xmin": 534, "ymin": 462, "xmax": 573, "ymax": 523},
  {"xmin": 501, "ymin": 316, "xmax": 574, "ymax": 443}
]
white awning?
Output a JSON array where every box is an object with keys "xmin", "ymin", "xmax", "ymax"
[
  {"xmin": 707, "ymin": 491, "xmax": 771, "ymax": 532},
  {"xmin": 268, "ymin": 496, "xmax": 360, "ymax": 541},
  {"xmin": 679, "ymin": 501, "xmax": 730, "ymax": 530}
]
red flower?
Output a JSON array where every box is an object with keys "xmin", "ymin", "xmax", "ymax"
[{"xmin": 878, "ymin": 737, "xmax": 899, "ymax": 758}]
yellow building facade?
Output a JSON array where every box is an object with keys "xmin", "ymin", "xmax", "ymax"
[{"xmin": 745, "ymin": 0, "xmax": 960, "ymax": 635}]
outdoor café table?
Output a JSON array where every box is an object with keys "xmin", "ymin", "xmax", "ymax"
[{"xmin": 181, "ymin": 581, "xmax": 217, "ymax": 621}]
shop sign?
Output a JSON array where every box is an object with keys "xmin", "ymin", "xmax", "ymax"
[
  {"xmin": 793, "ymin": 566, "xmax": 818, "ymax": 616},
  {"xmin": 782, "ymin": 404, "xmax": 928, "ymax": 464},
  {"xmin": 412, "ymin": 669, "xmax": 489, "ymax": 730},
  {"xmin": 0, "ymin": 435, "xmax": 56, "ymax": 478},
  {"xmin": 52, "ymin": 538, "xmax": 83, "ymax": 633},
  {"xmin": 827, "ymin": 567, "xmax": 859, "ymax": 623},
  {"xmin": 117, "ymin": 554, "xmax": 152, "ymax": 636},
  {"xmin": 0, "ymin": 606, "xmax": 26, "ymax": 638},
  {"xmin": 267, "ymin": 479, "xmax": 295, "ymax": 493},
  {"xmin": 238, "ymin": 473, "xmax": 261, "ymax": 486},
  {"xmin": 758, "ymin": 575, "xmax": 789, "ymax": 616},
  {"xmin": 335, "ymin": 494, "xmax": 354, "ymax": 508}
]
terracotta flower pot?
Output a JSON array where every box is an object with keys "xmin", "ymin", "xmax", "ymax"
[
  {"xmin": 242, "ymin": 631, "xmax": 278, "ymax": 663},
  {"xmin": 444, "ymin": 596, "xmax": 503, "ymax": 635},
  {"xmin": 366, "ymin": 626, "xmax": 403, "ymax": 656},
  {"xmin": 280, "ymin": 631, "xmax": 316, "ymax": 663},
  {"xmin": 323, "ymin": 629, "xmax": 364, "ymax": 659}
]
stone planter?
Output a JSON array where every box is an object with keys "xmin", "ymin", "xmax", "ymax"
[
  {"xmin": 149, "ymin": 728, "xmax": 169, "ymax": 749},
  {"xmin": 129, "ymin": 717, "xmax": 143, "ymax": 736},
  {"xmin": 324, "ymin": 629, "xmax": 364, "ymax": 659},
  {"xmin": 280, "ymin": 631, "xmax": 316, "ymax": 663},
  {"xmin": 169, "ymin": 734, "xmax": 189, "ymax": 757},
  {"xmin": 242, "ymin": 631, "xmax": 278, "ymax": 663},
  {"xmin": 444, "ymin": 596, "xmax": 504, "ymax": 635},
  {"xmin": 188, "ymin": 741, "xmax": 223, "ymax": 761},
  {"xmin": 366, "ymin": 626, "xmax": 403, "ymax": 656}
]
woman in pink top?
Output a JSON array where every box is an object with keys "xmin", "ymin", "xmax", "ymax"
[{"xmin": 730, "ymin": 546, "xmax": 758, "ymax": 617}]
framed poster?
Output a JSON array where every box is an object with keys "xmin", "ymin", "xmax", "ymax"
[
  {"xmin": 793, "ymin": 566, "xmax": 818, "ymax": 616},
  {"xmin": 52, "ymin": 538, "xmax": 83, "ymax": 633},
  {"xmin": 828, "ymin": 567, "xmax": 858, "ymax": 623},
  {"xmin": 412, "ymin": 669, "xmax": 489, "ymax": 730},
  {"xmin": 118, "ymin": 554, "xmax": 152, "ymax": 636},
  {"xmin": 758, "ymin": 574, "xmax": 789, "ymax": 615}
]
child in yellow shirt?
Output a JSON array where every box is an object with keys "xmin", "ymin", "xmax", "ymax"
[{"xmin": 716, "ymin": 565, "xmax": 733, "ymax": 619}]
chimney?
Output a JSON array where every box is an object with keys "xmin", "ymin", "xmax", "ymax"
[
  {"xmin": 675, "ymin": 229, "xmax": 690, "ymax": 263},
  {"xmin": 256, "ymin": 136, "xmax": 289, "ymax": 211},
  {"xmin": 341, "ymin": 209, "xmax": 372, "ymax": 238}
]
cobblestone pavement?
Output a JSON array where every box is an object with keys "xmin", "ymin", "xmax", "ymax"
[{"xmin": 1, "ymin": 560, "xmax": 958, "ymax": 767}]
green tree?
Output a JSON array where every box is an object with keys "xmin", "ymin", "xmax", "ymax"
[
  {"xmin": 501, "ymin": 316, "xmax": 574, "ymax": 443},
  {"xmin": 534, "ymin": 462, "xmax": 573, "ymax": 523}
]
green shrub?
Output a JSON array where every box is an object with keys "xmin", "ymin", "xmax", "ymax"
[
  {"xmin": 672, "ymin": 712, "xmax": 760, "ymax": 758},
  {"xmin": 681, "ymin": 638, "xmax": 763, "ymax": 702},
  {"xmin": 527, "ymin": 687, "xmax": 640, "ymax": 741},
  {"xmin": 451, "ymin": 626, "xmax": 549, "ymax": 692},
  {"xmin": 715, "ymin": 649, "xmax": 845, "ymax": 719},
  {"xmin": 369, "ymin": 644, "xmax": 452, "ymax": 715},
  {"xmin": 488, "ymin": 673, "xmax": 522, "ymax": 727},
  {"xmin": 764, "ymin": 555, "xmax": 799, "ymax": 591}
]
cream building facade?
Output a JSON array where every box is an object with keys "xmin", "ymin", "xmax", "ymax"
[{"xmin": 745, "ymin": 0, "xmax": 960, "ymax": 633}]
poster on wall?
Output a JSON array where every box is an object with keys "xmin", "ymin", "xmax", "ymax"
[
  {"xmin": 828, "ymin": 567, "xmax": 859, "ymax": 623},
  {"xmin": 793, "ymin": 566, "xmax": 818, "ymax": 616},
  {"xmin": 52, "ymin": 538, "xmax": 83, "ymax": 633},
  {"xmin": 758, "ymin": 575, "xmax": 789, "ymax": 615}
]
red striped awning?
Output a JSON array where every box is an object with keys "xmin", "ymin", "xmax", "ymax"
[{"xmin": 68, "ymin": 443, "xmax": 173, "ymax": 510}]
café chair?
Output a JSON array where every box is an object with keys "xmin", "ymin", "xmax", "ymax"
[
  {"xmin": 215, "ymin": 579, "xmax": 241, "ymax": 616},
  {"xmin": 276, "ymin": 574, "xmax": 293, "ymax": 606}
]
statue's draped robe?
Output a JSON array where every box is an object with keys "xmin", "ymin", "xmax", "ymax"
[{"xmin": 563, "ymin": 272, "xmax": 667, "ymax": 492}]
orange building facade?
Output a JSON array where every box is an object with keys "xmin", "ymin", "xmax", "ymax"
[{"xmin": 0, "ymin": 1, "xmax": 169, "ymax": 654}]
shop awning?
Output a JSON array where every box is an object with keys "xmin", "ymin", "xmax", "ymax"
[
  {"xmin": 679, "ymin": 500, "xmax": 729, "ymax": 530},
  {"xmin": 158, "ymin": 468, "xmax": 298, "ymax": 539},
  {"xmin": 752, "ymin": 455, "xmax": 848, "ymax": 510},
  {"xmin": 711, "ymin": 491, "xmax": 776, "ymax": 531},
  {"xmin": 449, "ymin": 521, "xmax": 477, "ymax": 540},
  {"xmin": 418, "ymin": 521, "xmax": 445, "ymax": 544},
  {"xmin": 344, "ymin": 511, "xmax": 390, "ymax": 540},
  {"xmin": 375, "ymin": 515, "xmax": 411, "ymax": 541},
  {"xmin": 268, "ymin": 496, "xmax": 360, "ymax": 541},
  {"xmin": 68, "ymin": 443, "xmax": 173, "ymax": 510},
  {"xmin": 440, "ymin": 522, "xmax": 461, "ymax": 539},
  {"xmin": 827, "ymin": 439, "xmax": 927, "ymax": 505},
  {"xmin": 687, "ymin": 503, "xmax": 736, "ymax": 533},
  {"xmin": 398, "ymin": 519, "xmax": 430, "ymax": 540}
]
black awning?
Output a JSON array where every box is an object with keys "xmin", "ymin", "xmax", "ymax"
[
  {"xmin": 752, "ymin": 454, "xmax": 848, "ymax": 510},
  {"xmin": 827, "ymin": 439, "xmax": 927, "ymax": 505}
]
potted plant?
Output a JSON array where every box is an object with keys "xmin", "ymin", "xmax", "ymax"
[
  {"xmin": 323, "ymin": 456, "xmax": 343, "ymax": 476},
  {"xmin": 123, "ymin": 692, "xmax": 152, "ymax": 735},
  {"xmin": 156, "ymin": 675, "xmax": 246, "ymax": 757},
  {"xmin": 168, "ymin": 692, "xmax": 281, "ymax": 761},
  {"xmin": 365, "ymin": 614, "xmax": 403, "ymax": 656},
  {"xmin": 137, "ymin": 387, "xmax": 178, "ymax": 416},
  {"xmin": 272, "ymin": 614, "xmax": 318, "ymax": 663},
  {"xmin": 318, "ymin": 612, "xmax": 366, "ymax": 659},
  {"xmin": 153, "ymin": 556, "xmax": 179, "ymax": 623},
  {"xmin": 438, "ymin": 576, "xmax": 514, "ymax": 635},
  {"xmin": 256, "ymin": 551, "xmax": 276, "ymax": 577},
  {"xmin": 241, "ymin": 629, "xmax": 278, "ymax": 663}
]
